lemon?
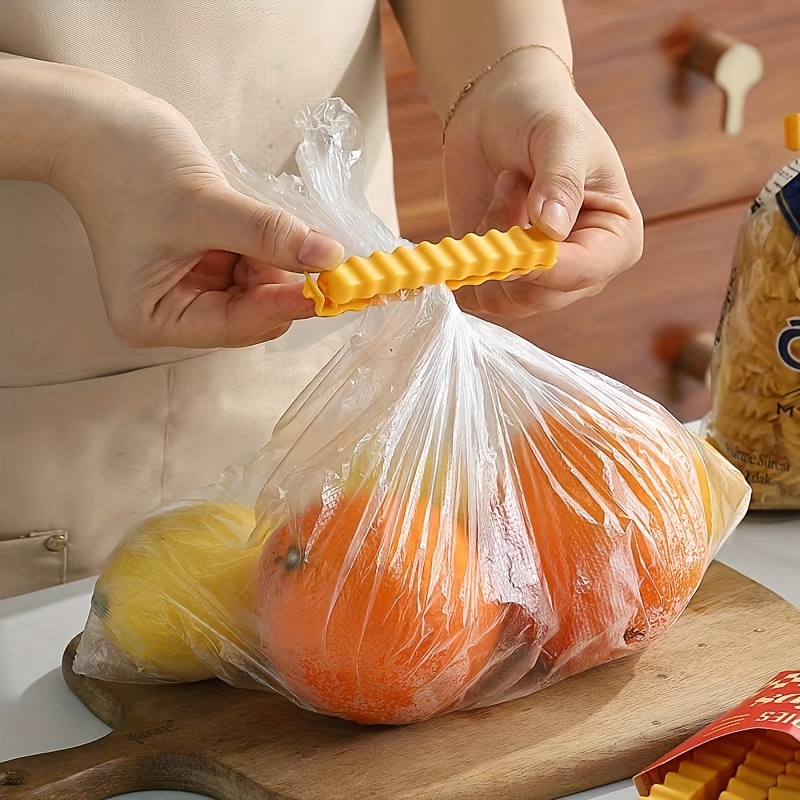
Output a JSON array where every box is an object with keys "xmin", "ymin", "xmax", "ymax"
[{"xmin": 91, "ymin": 500, "xmax": 259, "ymax": 682}]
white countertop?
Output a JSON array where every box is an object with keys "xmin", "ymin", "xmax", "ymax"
[{"xmin": 1, "ymin": 513, "xmax": 798, "ymax": 800}]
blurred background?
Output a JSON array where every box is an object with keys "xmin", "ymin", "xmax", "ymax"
[{"xmin": 379, "ymin": 0, "xmax": 800, "ymax": 423}]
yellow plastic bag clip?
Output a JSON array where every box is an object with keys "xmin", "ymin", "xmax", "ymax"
[
  {"xmin": 785, "ymin": 113, "xmax": 800, "ymax": 152},
  {"xmin": 303, "ymin": 226, "xmax": 558, "ymax": 317}
]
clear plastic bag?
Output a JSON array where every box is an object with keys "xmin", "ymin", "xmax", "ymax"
[
  {"xmin": 74, "ymin": 99, "xmax": 751, "ymax": 726},
  {"xmin": 703, "ymin": 158, "xmax": 800, "ymax": 509}
]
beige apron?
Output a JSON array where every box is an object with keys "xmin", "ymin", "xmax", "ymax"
[{"xmin": 0, "ymin": 0, "xmax": 398, "ymax": 597}]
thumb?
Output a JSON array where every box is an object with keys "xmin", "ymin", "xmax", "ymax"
[
  {"xmin": 205, "ymin": 188, "xmax": 345, "ymax": 273},
  {"xmin": 527, "ymin": 117, "xmax": 588, "ymax": 241}
]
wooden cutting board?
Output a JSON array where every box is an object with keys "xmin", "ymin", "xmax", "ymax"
[{"xmin": 2, "ymin": 561, "xmax": 799, "ymax": 800}]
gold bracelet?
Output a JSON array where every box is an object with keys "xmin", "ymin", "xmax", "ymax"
[{"xmin": 441, "ymin": 44, "xmax": 576, "ymax": 145}]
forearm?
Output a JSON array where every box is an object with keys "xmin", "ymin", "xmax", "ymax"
[
  {"xmin": 0, "ymin": 54, "xmax": 144, "ymax": 194},
  {"xmin": 0, "ymin": 54, "xmax": 82, "ymax": 186},
  {"xmin": 390, "ymin": 0, "xmax": 573, "ymax": 118}
]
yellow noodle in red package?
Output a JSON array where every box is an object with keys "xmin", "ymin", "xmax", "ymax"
[{"xmin": 635, "ymin": 671, "xmax": 800, "ymax": 800}]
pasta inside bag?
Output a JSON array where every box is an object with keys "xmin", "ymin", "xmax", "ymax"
[
  {"xmin": 74, "ymin": 100, "xmax": 750, "ymax": 726},
  {"xmin": 703, "ymin": 156, "xmax": 800, "ymax": 509}
]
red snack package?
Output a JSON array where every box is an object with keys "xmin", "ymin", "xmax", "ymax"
[{"xmin": 635, "ymin": 671, "xmax": 800, "ymax": 798}]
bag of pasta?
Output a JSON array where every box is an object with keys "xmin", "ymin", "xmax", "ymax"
[
  {"xmin": 703, "ymin": 114, "xmax": 800, "ymax": 509},
  {"xmin": 73, "ymin": 99, "xmax": 750, "ymax": 726}
]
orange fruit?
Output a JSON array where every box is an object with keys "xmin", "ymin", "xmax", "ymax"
[
  {"xmin": 509, "ymin": 411, "xmax": 710, "ymax": 678},
  {"xmin": 257, "ymin": 491, "xmax": 507, "ymax": 725}
]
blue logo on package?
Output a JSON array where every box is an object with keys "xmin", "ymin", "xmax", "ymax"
[
  {"xmin": 777, "ymin": 173, "xmax": 800, "ymax": 236},
  {"xmin": 777, "ymin": 318, "xmax": 800, "ymax": 371}
]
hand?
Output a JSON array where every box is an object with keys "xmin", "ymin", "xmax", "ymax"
[
  {"xmin": 442, "ymin": 48, "xmax": 643, "ymax": 320},
  {"xmin": 51, "ymin": 71, "xmax": 343, "ymax": 348}
]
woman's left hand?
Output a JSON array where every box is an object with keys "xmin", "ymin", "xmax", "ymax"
[{"xmin": 443, "ymin": 47, "xmax": 643, "ymax": 320}]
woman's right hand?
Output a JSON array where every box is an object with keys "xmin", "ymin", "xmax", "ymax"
[{"xmin": 9, "ymin": 59, "xmax": 344, "ymax": 349}]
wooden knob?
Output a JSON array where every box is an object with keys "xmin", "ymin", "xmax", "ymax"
[
  {"xmin": 686, "ymin": 31, "xmax": 763, "ymax": 135},
  {"xmin": 653, "ymin": 326, "xmax": 714, "ymax": 383}
]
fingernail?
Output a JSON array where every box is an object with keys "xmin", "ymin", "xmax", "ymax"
[
  {"xmin": 299, "ymin": 230, "xmax": 345, "ymax": 269},
  {"xmin": 540, "ymin": 200, "xmax": 572, "ymax": 239}
]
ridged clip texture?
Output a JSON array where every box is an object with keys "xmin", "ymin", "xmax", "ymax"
[{"xmin": 303, "ymin": 226, "xmax": 558, "ymax": 317}]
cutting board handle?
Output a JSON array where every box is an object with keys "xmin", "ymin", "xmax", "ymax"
[
  {"xmin": 0, "ymin": 728, "xmax": 266, "ymax": 800},
  {"xmin": 0, "ymin": 730, "xmax": 148, "ymax": 800},
  {"xmin": 0, "ymin": 727, "xmax": 224, "ymax": 800},
  {"xmin": 0, "ymin": 731, "xmax": 170, "ymax": 800}
]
